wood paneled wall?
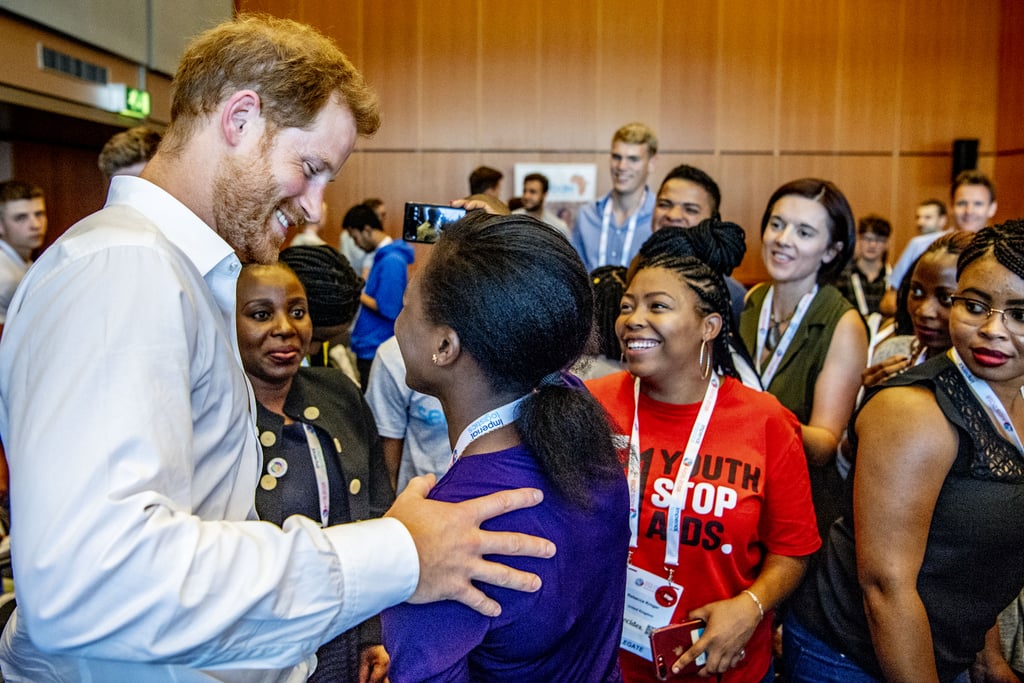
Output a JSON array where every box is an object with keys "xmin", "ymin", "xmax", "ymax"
[
  {"xmin": 995, "ymin": 0, "xmax": 1024, "ymax": 221},
  {"xmin": 239, "ymin": 0, "xmax": 1008, "ymax": 283}
]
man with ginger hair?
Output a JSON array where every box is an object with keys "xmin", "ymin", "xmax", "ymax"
[{"xmin": 0, "ymin": 15, "xmax": 551, "ymax": 682}]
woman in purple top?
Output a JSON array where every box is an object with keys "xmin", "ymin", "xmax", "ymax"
[{"xmin": 381, "ymin": 211, "xmax": 630, "ymax": 682}]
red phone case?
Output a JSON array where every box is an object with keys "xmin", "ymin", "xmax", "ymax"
[{"xmin": 650, "ymin": 618, "xmax": 707, "ymax": 680}]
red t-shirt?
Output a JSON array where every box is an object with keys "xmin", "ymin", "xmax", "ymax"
[{"xmin": 587, "ymin": 372, "xmax": 821, "ymax": 683}]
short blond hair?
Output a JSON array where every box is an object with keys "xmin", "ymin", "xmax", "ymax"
[
  {"xmin": 164, "ymin": 14, "xmax": 379, "ymax": 152},
  {"xmin": 612, "ymin": 122, "xmax": 657, "ymax": 156}
]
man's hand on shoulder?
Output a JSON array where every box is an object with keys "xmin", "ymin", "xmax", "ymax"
[{"xmin": 384, "ymin": 474, "xmax": 555, "ymax": 617}]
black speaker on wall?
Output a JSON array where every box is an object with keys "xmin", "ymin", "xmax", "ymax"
[{"xmin": 952, "ymin": 138, "xmax": 979, "ymax": 182}]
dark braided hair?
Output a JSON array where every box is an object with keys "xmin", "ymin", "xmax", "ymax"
[
  {"xmin": 591, "ymin": 266, "xmax": 629, "ymax": 359},
  {"xmin": 631, "ymin": 218, "xmax": 746, "ymax": 278},
  {"xmin": 957, "ymin": 219, "xmax": 1024, "ymax": 281},
  {"xmin": 636, "ymin": 253, "xmax": 739, "ymax": 379},
  {"xmin": 279, "ymin": 245, "xmax": 363, "ymax": 327},
  {"xmin": 628, "ymin": 218, "xmax": 749, "ymax": 379},
  {"xmin": 419, "ymin": 211, "xmax": 620, "ymax": 509}
]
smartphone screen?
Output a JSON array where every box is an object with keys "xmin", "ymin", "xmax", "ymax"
[{"xmin": 403, "ymin": 202, "xmax": 468, "ymax": 243}]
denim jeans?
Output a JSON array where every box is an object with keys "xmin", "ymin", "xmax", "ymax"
[
  {"xmin": 782, "ymin": 613, "xmax": 971, "ymax": 683},
  {"xmin": 782, "ymin": 613, "xmax": 883, "ymax": 683}
]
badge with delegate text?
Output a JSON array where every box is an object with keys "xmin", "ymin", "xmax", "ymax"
[{"xmin": 621, "ymin": 564, "xmax": 681, "ymax": 661}]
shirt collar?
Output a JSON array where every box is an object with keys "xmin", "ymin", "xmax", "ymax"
[
  {"xmin": 0, "ymin": 239, "xmax": 27, "ymax": 267},
  {"xmin": 105, "ymin": 176, "xmax": 235, "ymax": 278}
]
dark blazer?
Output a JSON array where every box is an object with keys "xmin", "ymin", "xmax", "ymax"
[{"xmin": 254, "ymin": 365, "xmax": 393, "ymax": 649}]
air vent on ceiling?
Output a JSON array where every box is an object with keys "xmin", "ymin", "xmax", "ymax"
[{"xmin": 38, "ymin": 44, "xmax": 109, "ymax": 85}]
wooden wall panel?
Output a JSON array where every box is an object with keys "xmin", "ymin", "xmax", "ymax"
[
  {"xmin": 420, "ymin": 0, "xmax": 479, "ymax": 149},
  {"xmin": 716, "ymin": 154, "xmax": 778, "ymax": 285},
  {"xmin": 361, "ymin": 3, "xmax": 419, "ymax": 150},
  {"xmin": 146, "ymin": 72, "xmax": 173, "ymax": 124},
  {"xmin": 835, "ymin": 0, "xmax": 903, "ymax": 152},
  {"xmin": 996, "ymin": 0, "xmax": 1024, "ymax": 151},
  {"xmin": 777, "ymin": 0, "xmax": 841, "ymax": 152},
  {"xmin": 659, "ymin": 2, "xmax": 718, "ymax": 152},
  {"xmin": 593, "ymin": 1, "xmax": 663, "ymax": 149},
  {"xmin": 994, "ymin": 0, "xmax": 1024, "ymax": 223},
  {"xmin": 898, "ymin": 0, "xmax": 999, "ymax": 153},
  {"xmin": 2, "ymin": 0, "xmax": 990, "ymax": 277},
  {"xmin": 993, "ymin": 154, "xmax": 1024, "ymax": 222},
  {"xmin": 536, "ymin": 2, "xmax": 599, "ymax": 150},
  {"xmin": 717, "ymin": 0, "xmax": 778, "ymax": 151},
  {"xmin": 10, "ymin": 141, "xmax": 107, "ymax": 243},
  {"xmin": 479, "ymin": 0, "xmax": 539, "ymax": 151}
]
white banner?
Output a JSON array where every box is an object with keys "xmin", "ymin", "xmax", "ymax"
[{"xmin": 514, "ymin": 163, "xmax": 597, "ymax": 203}]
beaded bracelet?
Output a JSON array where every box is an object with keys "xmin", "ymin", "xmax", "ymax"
[{"xmin": 743, "ymin": 589, "xmax": 764, "ymax": 621}]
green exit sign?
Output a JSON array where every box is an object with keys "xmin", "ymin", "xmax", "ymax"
[{"xmin": 121, "ymin": 87, "xmax": 151, "ymax": 119}]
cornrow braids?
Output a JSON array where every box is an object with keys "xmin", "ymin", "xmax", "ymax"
[
  {"xmin": 632, "ymin": 218, "xmax": 746, "ymax": 279},
  {"xmin": 279, "ymin": 245, "xmax": 364, "ymax": 327},
  {"xmin": 591, "ymin": 266, "xmax": 629, "ymax": 359},
  {"xmin": 639, "ymin": 253, "xmax": 739, "ymax": 379},
  {"xmin": 958, "ymin": 219, "xmax": 1024, "ymax": 282}
]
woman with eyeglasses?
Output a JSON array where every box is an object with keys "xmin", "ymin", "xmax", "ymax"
[{"xmin": 785, "ymin": 219, "xmax": 1024, "ymax": 683}]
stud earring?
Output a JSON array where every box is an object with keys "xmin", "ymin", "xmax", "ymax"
[{"xmin": 432, "ymin": 353, "xmax": 438, "ymax": 365}]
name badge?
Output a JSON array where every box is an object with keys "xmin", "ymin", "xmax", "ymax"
[{"xmin": 621, "ymin": 563, "xmax": 681, "ymax": 661}]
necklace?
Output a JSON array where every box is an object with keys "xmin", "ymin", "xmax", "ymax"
[{"xmin": 766, "ymin": 309, "xmax": 796, "ymax": 352}]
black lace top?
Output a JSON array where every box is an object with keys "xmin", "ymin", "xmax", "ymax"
[{"xmin": 793, "ymin": 353, "xmax": 1024, "ymax": 682}]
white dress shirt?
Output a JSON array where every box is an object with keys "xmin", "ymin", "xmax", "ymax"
[
  {"xmin": 0, "ymin": 176, "xmax": 418, "ymax": 681},
  {"xmin": 0, "ymin": 239, "xmax": 29, "ymax": 324}
]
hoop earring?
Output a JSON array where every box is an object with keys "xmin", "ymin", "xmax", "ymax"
[{"xmin": 698, "ymin": 339, "xmax": 712, "ymax": 379}]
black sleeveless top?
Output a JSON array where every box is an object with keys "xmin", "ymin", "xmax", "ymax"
[{"xmin": 792, "ymin": 354, "xmax": 1024, "ymax": 682}]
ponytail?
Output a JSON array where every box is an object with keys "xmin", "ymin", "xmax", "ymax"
[{"xmin": 516, "ymin": 375, "xmax": 620, "ymax": 510}]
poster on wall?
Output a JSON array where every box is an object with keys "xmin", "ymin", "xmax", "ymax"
[{"xmin": 513, "ymin": 163, "xmax": 596, "ymax": 203}]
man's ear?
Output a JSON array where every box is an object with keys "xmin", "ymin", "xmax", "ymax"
[{"xmin": 220, "ymin": 90, "xmax": 263, "ymax": 147}]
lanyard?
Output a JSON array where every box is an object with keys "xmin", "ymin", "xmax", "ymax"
[
  {"xmin": 598, "ymin": 189, "xmax": 645, "ymax": 267},
  {"xmin": 301, "ymin": 423, "xmax": 331, "ymax": 528},
  {"xmin": 451, "ymin": 394, "xmax": 529, "ymax": 464},
  {"xmin": 948, "ymin": 348, "xmax": 1024, "ymax": 454},
  {"xmin": 754, "ymin": 285, "xmax": 818, "ymax": 389},
  {"xmin": 850, "ymin": 264, "xmax": 891, "ymax": 316},
  {"xmin": 627, "ymin": 373, "xmax": 720, "ymax": 568}
]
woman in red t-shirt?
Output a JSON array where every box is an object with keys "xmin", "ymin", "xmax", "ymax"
[{"xmin": 588, "ymin": 227, "xmax": 820, "ymax": 683}]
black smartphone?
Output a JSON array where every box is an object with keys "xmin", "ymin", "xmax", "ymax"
[
  {"xmin": 403, "ymin": 202, "xmax": 468, "ymax": 243},
  {"xmin": 650, "ymin": 618, "xmax": 707, "ymax": 680}
]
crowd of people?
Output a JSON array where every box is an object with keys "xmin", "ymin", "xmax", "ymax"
[{"xmin": 0, "ymin": 12, "xmax": 1021, "ymax": 683}]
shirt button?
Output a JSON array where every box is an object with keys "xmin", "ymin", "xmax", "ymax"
[
  {"xmin": 303, "ymin": 406, "xmax": 320, "ymax": 421},
  {"xmin": 259, "ymin": 431, "xmax": 277, "ymax": 447},
  {"xmin": 349, "ymin": 479, "xmax": 361, "ymax": 495}
]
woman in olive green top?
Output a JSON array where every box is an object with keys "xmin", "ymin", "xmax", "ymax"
[{"xmin": 739, "ymin": 178, "xmax": 867, "ymax": 538}]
